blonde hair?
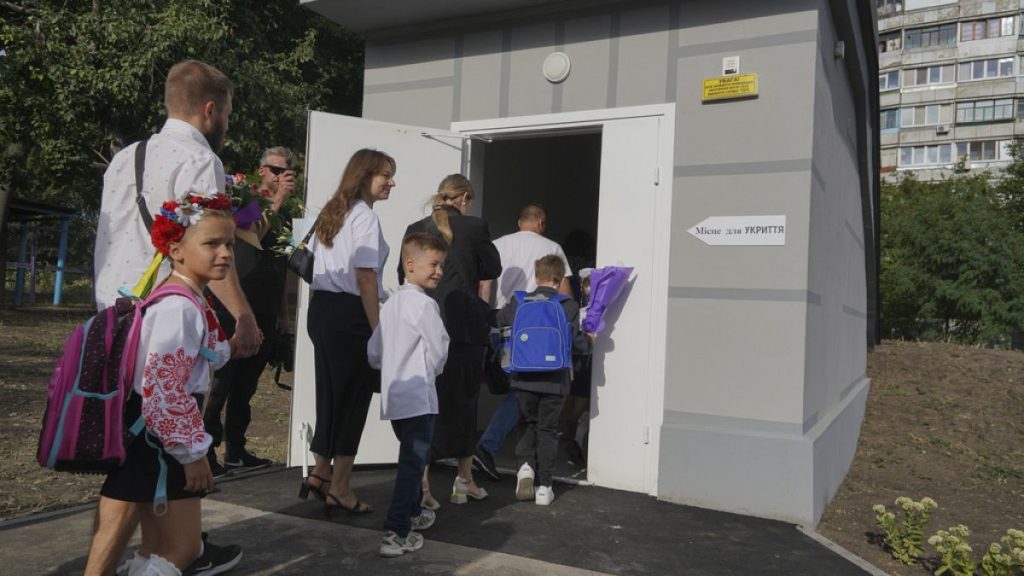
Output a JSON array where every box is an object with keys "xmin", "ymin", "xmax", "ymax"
[
  {"xmin": 534, "ymin": 254, "xmax": 566, "ymax": 285},
  {"xmin": 428, "ymin": 174, "xmax": 474, "ymax": 244},
  {"xmin": 164, "ymin": 60, "xmax": 234, "ymax": 117},
  {"xmin": 315, "ymin": 149, "xmax": 395, "ymax": 248}
]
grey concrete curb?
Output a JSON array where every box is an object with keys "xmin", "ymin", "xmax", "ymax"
[{"xmin": 797, "ymin": 525, "xmax": 891, "ymax": 576}]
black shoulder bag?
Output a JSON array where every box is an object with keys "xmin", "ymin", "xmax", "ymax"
[{"xmin": 287, "ymin": 216, "xmax": 318, "ymax": 284}]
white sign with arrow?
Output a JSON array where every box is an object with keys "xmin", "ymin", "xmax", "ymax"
[{"xmin": 687, "ymin": 215, "xmax": 786, "ymax": 246}]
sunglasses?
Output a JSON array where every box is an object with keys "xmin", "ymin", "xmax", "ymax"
[{"xmin": 263, "ymin": 165, "xmax": 290, "ymax": 176}]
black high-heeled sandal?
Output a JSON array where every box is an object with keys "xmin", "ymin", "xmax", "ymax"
[
  {"xmin": 298, "ymin": 474, "xmax": 331, "ymax": 501},
  {"xmin": 324, "ymin": 492, "xmax": 373, "ymax": 517}
]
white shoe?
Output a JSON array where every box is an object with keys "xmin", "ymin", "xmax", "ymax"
[
  {"xmin": 451, "ymin": 477, "xmax": 488, "ymax": 504},
  {"xmin": 410, "ymin": 508, "xmax": 436, "ymax": 531},
  {"xmin": 117, "ymin": 551, "xmax": 145, "ymax": 576},
  {"xmin": 535, "ymin": 485, "xmax": 554, "ymax": 506},
  {"xmin": 516, "ymin": 463, "xmax": 535, "ymax": 501},
  {"xmin": 380, "ymin": 530, "xmax": 424, "ymax": 558}
]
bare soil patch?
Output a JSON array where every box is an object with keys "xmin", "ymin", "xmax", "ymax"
[
  {"xmin": 819, "ymin": 340, "xmax": 1024, "ymax": 575},
  {"xmin": 3, "ymin": 308, "xmax": 1023, "ymax": 575}
]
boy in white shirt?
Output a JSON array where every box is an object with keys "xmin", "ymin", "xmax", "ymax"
[{"xmin": 368, "ymin": 233, "xmax": 450, "ymax": 558}]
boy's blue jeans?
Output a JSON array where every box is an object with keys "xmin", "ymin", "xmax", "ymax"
[
  {"xmin": 478, "ymin": 390, "xmax": 520, "ymax": 456},
  {"xmin": 385, "ymin": 414, "xmax": 435, "ymax": 537}
]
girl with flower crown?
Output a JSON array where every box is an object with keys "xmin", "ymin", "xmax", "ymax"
[{"xmin": 99, "ymin": 192, "xmax": 242, "ymax": 576}]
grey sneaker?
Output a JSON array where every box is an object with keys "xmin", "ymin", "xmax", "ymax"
[
  {"xmin": 380, "ymin": 530, "xmax": 424, "ymax": 558},
  {"xmin": 410, "ymin": 508, "xmax": 436, "ymax": 531}
]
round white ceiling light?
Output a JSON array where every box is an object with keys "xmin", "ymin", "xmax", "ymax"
[{"xmin": 542, "ymin": 51, "xmax": 571, "ymax": 83}]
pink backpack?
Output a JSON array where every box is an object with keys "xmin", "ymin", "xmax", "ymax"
[{"xmin": 37, "ymin": 284, "xmax": 206, "ymax": 473}]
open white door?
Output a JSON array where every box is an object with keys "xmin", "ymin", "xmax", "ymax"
[
  {"xmin": 587, "ymin": 116, "xmax": 663, "ymax": 494},
  {"xmin": 288, "ymin": 111, "xmax": 463, "ymax": 467}
]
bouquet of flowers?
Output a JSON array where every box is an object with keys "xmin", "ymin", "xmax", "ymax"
[{"xmin": 224, "ymin": 172, "xmax": 304, "ymax": 257}]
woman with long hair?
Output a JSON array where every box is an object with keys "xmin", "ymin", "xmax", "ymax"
[
  {"xmin": 303, "ymin": 148, "xmax": 396, "ymax": 516},
  {"xmin": 400, "ymin": 174, "xmax": 501, "ymax": 508}
]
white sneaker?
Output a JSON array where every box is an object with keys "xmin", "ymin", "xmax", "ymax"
[
  {"xmin": 410, "ymin": 508, "xmax": 436, "ymax": 531},
  {"xmin": 535, "ymin": 485, "xmax": 555, "ymax": 506},
  {"xmin": 516, "ymin": 463, "xmax": 535, "ymax": 501},
  {"xmin": 380, "ymin": 530, "xmax": 424, "ymax": 558}
]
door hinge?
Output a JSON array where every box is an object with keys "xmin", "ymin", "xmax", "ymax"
[
  {"xmin": 653, "ymin": 166, "xmax": 660, "ymax": 185},
  {"xmin": 642, "ymin": 425, "xmax": 650, "ymax": 445}
]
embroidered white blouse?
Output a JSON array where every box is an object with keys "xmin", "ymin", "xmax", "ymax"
[
  {"xmin": 133, "ymin": 293, "xmax": 230, "ymax": 465},
  {"xmin": 309, "ymin": 200, "xmax": 389, "ymax": 299},
  {"xmin": 367, "ymin": 284, "xmax": 450, "ymax": 421}
]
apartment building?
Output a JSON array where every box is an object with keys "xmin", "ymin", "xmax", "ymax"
[{"xmin": 879, "ymin": 0, "xmax": 1024, "ymax": 180}]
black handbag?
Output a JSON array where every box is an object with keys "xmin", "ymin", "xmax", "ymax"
[{"xmin": 288, "ymin": 218, "xmax": 317, "ymax": 283}]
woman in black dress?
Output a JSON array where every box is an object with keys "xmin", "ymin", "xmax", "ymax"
[{"xmin": 400, "ymin": 174, "xmax": 501, "ymax": 507}]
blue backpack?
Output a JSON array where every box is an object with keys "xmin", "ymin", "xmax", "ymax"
[{"xmin": 505, "ymin": 291, "xmax": 573, "ymax": 374}]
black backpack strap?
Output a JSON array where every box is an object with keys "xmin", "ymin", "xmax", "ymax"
[{"xmin": 134, "ymin": 139, "xmax": 152, "ymax": 232}]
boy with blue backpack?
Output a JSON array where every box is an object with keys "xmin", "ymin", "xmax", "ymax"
[{"xmin": 495, "ymin": 254, "xmax": 595, "ymax": 506}]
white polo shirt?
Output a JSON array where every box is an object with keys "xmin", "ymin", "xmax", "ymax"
[
  {"xmin": 310, "ymin": 200, "xmax": 389, "ymax": 298},
  {"xmin": 93, "ymin": 119, "xmax": 225, "ymax": 309},
  {"xmin": 492, "ymin": 230, "xmax": 573, "ymax": 308},
  {"xmin": 367, "ymin": 284, "xmax": 449, "ymax": 421}
]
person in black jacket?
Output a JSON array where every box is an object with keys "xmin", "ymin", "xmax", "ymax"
[
  {"xmin": 399, "ymin": 174, "xmax": 501, "ymax": 507},
  {"xmin": 495, "ymin": 255, "xmax": 595, "ymax": 506}
]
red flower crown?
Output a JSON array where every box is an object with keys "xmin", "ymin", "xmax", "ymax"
[{"xmin": 151, "ymin": 192, "xmax": 232, "ymax": 256}]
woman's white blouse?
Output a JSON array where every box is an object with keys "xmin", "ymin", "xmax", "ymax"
[{"xmin": 310, "ymin": 200, "xmax": 389, "ymax": 298}]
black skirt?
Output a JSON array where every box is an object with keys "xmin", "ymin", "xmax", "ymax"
[
  {"xmin": 100, "ymin": 394, "xmax": 206, "ymax": 503},
  {"xmin": 431, "ymin": 344, "xmax": 484, "ymax": 459}
]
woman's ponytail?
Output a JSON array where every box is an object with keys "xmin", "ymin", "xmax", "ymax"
[{"xmin": 426, "ymin": 174, "xmax": 475, "ymax": 245}]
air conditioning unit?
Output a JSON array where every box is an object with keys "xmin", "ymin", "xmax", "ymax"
[{"xmin": 935, "ymin": 124, "xmax": 950, "ymax": 135}]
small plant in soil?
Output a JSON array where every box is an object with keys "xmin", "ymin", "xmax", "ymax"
[{"xmin": 873, "ymin": 496, "xmax": 938, "ymax": 564}]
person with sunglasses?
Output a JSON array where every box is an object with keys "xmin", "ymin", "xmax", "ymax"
[{"xmin": 204, "ymin": 146, "xmax": 298, "ymax": 476}]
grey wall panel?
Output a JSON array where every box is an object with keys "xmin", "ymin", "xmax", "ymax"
[
  {"xmin": 667, "ymin": 171, "xmax": 812, "ymax": 290},
  {"xmin": 365, "ymin": 37, "xmax": 456, "ymax": 85},
  {"xmin": 561, "ymin": 14, "xmax": 614, "ymax": 113},
  {"xmin": 617, "ymin": 5, "xmax": 672, "ymax": 107},
  {"xmin": 678, "ymin": 0, "xmax": 818, "ymax": 48},
  {"xmin": 362, "ymin": 86, "xmax": 456, "ymax": 128},
  {"xmin": 508, "ymin": 23, "xmax": 559, "ymax": 117},
  {"xmin": 803, "ymin": 1, "xmax": 867, "ymax": 426},
  {"xmin": 663, "ymin": 297, "xmax": 808, "ymax": 423},
  {"xmin": 674, "ymin": 41, "xmax": 818, "ymax": 168},
  {"xmin": 460, "ymin": 31, "xmax": 505, "ymax": 121}
]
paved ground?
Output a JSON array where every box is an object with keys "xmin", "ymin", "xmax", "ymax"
[{"xmin": 0, "ymin": 467, "xmax": 884, "ymax": 575}]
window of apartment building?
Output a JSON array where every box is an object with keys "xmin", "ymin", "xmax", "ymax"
[
  {"xmin": 899, "ymin": 143, "xmax": 953, "ymax": 166},
  {"xmin": 876, "ymin": 0, "xmax": 902, "ymax": 16},
  {"xmin": 880, "ymin": 70, "xmax": 900, "ymax": 91},
  {"xmin": 881, "ymin": 109, "xmax": 900, "ymax": 130},
  {"xmin": 879, "ymin": 31, "xmax": 902, "ymax": 52},
  {"xmin": 955, "ymin": 140, "xmax": 1012, "ymax": 161},
  {"xmin": 904, "ymin": 23, "xmax": 957, "ymax": 49},
  {"xmin": 902, "ymin": 64, "xmax": 955, "ymax": 87},
  {"xmin": 958, "ymin": 57, "xmax": 1014, "ymax": 81},
  {"xmin": 955, "ymin": 99, "xmax": 1014, "ymax": 123},
  {"xmin": 1017, "ymin": 99, "xmax": 1024, "ymax": 119},
  {"xmin": 900, "ymin": 104, "xmax": 951, "ymax": 127},
  {"xmin": 960, "ymin": 16, "xmax": 1016, "ymax": 41}
]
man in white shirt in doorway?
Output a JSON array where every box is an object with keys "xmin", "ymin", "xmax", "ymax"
[
  {"xmin": 88, "ymin": 59, "xmax": 256, "ymax": 576},
  {"xmin": 474, "ymin": 203, "xmax": 572, "ymax": 481}
]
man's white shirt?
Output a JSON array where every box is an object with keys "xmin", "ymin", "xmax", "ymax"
[
  {"xmin": 492, "ymin": 230, "xmax": 573, "ymax": 308},
  {"xmin": 368, "ymin": 284, "xmax": 450, "ymax": 421},
  {"xmin": 93, "ymin": 119, "xmax": 225, "ymax": 309}
]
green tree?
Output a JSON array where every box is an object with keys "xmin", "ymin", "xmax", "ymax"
[
  {"xmin": 0, "ymin": 0, "xmax": 363, "ymax": 213},
  {"xmin": 881, "ymin": 173, "xmax": 1024, "ymax": 345}
]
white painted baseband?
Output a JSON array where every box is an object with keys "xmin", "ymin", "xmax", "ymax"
[{"xmin": 656, "ymin": 377, "xmax": 870, "ymax": 526}]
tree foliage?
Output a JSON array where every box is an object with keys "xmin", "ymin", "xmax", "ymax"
[
  {"xmin": 0, "ymin": 0, "xmax": 363, "ymax": 212},
  {"xmin": 881, "ymin": 172, "xmax": 1024, "ymax": 346}
]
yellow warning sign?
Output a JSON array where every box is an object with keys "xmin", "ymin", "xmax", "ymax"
[{"xmin": 702, "ymin": 74, "xmax": 759, "ymax": 102}]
